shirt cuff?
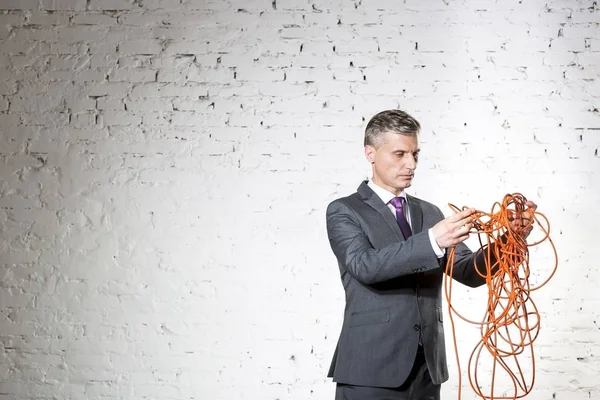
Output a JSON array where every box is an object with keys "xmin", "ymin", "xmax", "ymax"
[{"xmin": 428, "ymin": 228, "xmax": 445, "ymax": 258}]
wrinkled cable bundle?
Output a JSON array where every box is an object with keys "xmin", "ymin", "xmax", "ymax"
[{"xmin": 444, "ymin": 193, "xmax": 558, "ymax": 400}]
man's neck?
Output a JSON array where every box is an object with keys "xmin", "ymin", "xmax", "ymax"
[{"xmin": 370, "ymin": 178, "xmax": 403, "ymax": 197}]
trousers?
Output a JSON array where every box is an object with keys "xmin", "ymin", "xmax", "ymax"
[{"xmin": 334, "ymin": 346, "xmax": 441, "ymax": 400}]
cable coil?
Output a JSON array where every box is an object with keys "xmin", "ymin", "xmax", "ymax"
[{"xmin": 444, "ymin": 193, "xmax": 558, "ymax": 400}]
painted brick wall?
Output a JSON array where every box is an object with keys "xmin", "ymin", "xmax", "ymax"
[{"xmin": 0, "ymin": 0, "xmax": 598, "ymax": 399}]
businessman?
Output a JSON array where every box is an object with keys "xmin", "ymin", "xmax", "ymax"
[{"xmin": 326, "ymin": 109, "xmax": 534, "ymax": 399}]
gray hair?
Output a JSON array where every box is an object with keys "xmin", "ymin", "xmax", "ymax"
[{"xmin": 364, "ymin": 109, "xmax": 421, "ymax": 147}]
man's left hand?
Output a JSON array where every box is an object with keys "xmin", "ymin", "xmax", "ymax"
[{"xmin": 508, "ymin": 200, "xmax": 536, "ymax": 239}]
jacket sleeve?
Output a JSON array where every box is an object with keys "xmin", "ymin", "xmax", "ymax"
[
  {"xmin": 326, "ymin": 200, "xmax": 442, "ymax": 285},
  {"xmin": 416, "ymin": 204, "xmax": 503, "ymax": 288},
  {"xmin": 447, "ymin": 233, "xmax": 505, "ymax": 288}
]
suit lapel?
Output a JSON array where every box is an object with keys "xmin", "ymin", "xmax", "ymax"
[
  {"xmin": 405, "ymin": 194, "xmax": 423, "ymax": 234},
  {"xmin": 357, "ymin": 181, "xmax": 404, "ymax": 240}
]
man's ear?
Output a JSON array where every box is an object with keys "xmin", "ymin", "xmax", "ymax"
[{"xmin": 365, "ymin": 145, "xmax": 376, "ymax": 164}]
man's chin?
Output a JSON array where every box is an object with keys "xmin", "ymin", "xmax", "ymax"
[{"xmin": 400, "ymin": 178, "xmax": 413, "ymax": 188}]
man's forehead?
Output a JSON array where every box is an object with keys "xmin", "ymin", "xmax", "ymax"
[{"xmin": 381, "ymin": 132, "xmax": 419, "ymax": 149}]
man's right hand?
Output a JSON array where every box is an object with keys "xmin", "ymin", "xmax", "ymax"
[{"xmin": 432, "ymin": 208, "xmax": 477, "ymax": 249}]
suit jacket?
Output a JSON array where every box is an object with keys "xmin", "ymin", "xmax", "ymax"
[{"xmin": 326, "ymin": 181, "xmax": 494, "ymax": 388}]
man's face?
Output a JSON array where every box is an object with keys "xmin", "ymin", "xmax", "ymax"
[{"xmin": 365, "ymin": 131, "xmax": 419, "ymax": 196}]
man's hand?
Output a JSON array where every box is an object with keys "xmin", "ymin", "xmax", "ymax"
[
  {"xmin": 508, "ymin": 200, "xmax": 537, "ymax": 238},
  {"xmin": 432, "ymin": 208, "xmax": 477, "ymax": 249}
]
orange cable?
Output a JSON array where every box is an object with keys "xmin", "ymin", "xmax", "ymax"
[{"xmin": 444, "ymin": 193, "xmax": 558, "ymax": 400}]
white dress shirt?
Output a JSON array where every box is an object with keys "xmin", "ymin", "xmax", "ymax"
[{"xmin": 368, "ymin": 180, "xmax": 445, "ymax": 258}]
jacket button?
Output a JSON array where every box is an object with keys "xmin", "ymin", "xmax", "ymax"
[{"xmin": 413, "ymin": 324, "xmax": 421, "ymax": 331}]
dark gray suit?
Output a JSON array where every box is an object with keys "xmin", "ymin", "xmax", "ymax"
[{"xmin": 326, "ymin": 181, "xmax": 493, "ymax": 390}]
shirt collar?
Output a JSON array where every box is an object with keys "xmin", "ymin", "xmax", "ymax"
[{"xmin": 367, "ymin": 179, "xmax": 406, "ymax": 205}]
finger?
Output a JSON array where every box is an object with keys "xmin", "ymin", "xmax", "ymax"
[
  {"xmin": 511, "ymin": 215, "xmax": 522, "ymax": 226},
  {"xmin": 451, "ymin": 208, "xmax": 476, "ymax": 222},
  {"xmin": 521, "ymin": 211, "xmax": 533, "ymax": 222},
  {"xmin": 456, "ymin": 233, "xmax": 470, "ymax": 243},
  {"xmin": 456, "ymin": 223, "xmax": 473, "ymax": 236},
  {"xmin": 515, "ymin": 213, "xmax": 534, "ymax": 229},
  {"xmin": 455, "ymin": 211, "xmax": 477, "ymax": 226},
  {"xmin": 454, "ymin": 217, "xmax": 474, "ymax": 228},
  {"xmin": 509, "ymin": 221, "xmax": 524, "ymax": 231},
  {"xmin": 512, "ymin": 220, "xmax": 524, "ymax": 227},
  {"xmin": 520, "ymin": 226, "xmax": 534, "ymax": 238}
]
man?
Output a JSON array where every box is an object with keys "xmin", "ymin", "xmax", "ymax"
[{"xmin": 326, "ymin": 109, "xmax": 534, "ymax": 399}]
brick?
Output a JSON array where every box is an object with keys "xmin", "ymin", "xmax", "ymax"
[
  {"xmin": 125, "ymin": 98, "xmax": 173, "ymax": 112},
  {"xmin": 284, "ymin": 67, "xmax": 334, "ymax": 83},
  {"xmin": 88, "ymin": 42, "xmax": 119, "ymax": 55},
  {"xmin": 543, "ymin": 50, "xmax": 577, "ymax": 66},
  {"xmin": 10, "ymin": 94, "xmax": 64, "ymax": 113},
  {"xmin": 25, "ymin": 12, "xmax": 70, "ymax": 26},
  {"xmin": 0, "ymin": 0, "xmax": 39, "ymax": 9},
  {"xmin": 109, "ymin": 68, "xmax": 157, "ymax": 82},
  {"xmin": 0, "ymin": 79, "xmax": 17, "ymax": 95},
  {"xmin": 182, "ymin": 0, "xmax": 233, "ymax": 10},
  {"xmin": 49, "ymin": 42, "xmax": 80, "ymax": 55},
  {"xmin": 551, "ymin": 37, "xmax": 587, "ymax": 52},
  {"xmin": 118, "ymin": 11, "xmax": 171, "ymax": 26},
  {"xmin": 137, "ymin": 0, "xmax": 181, "ymax": 9},
  {"xmin": 128, "ymin": 82, "xmax": 209, "ymax": 98},
  {"xmin": 97, "ymin": 110, "xmax": 142, "ymax": 126},
  {"xmin": 48, "ymin": 68, "xmax": 108, "ymax": 82},
  {"xmin": 40, "ymin": 0, "xmax": 86, "ymax": 11},
  {"xmin": 10, "ymin": 26, "xmax": 60, "ymax": 43},
  {"xmin": 300, "ymin": 41, "xmax": 334, "ymax": 55},
  {"xmin": 119, "ymin": 39, "xmax": 164, "ymax": 55},
  {"xmin": 86, "ymin": 82, "xmax": 132, "ymax": 97},
  {"xmin": 570, "ymin": 10, "xmax": 600, "ymax": 23},
  {"xmin": 87, "ymin": 0, "xmax": 134, "ymax": 10},
  {"xmin": 57, "ymin": 26, "xmax": 110, "ymax": 43},
  {"xmin": 71, "ymin": 13, "xmax": 117, "ymax": 25}
]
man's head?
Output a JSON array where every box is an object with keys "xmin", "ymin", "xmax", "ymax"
[{"xmin": 364, "ymin": 110, "xmax": 421, "ymax": 196}]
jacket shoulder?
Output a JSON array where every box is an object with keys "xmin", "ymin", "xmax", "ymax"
[
  {"xmin": 407, "ymin": 194, "xmax": 444, "ymax": 216},
  {"xmin": 326, "ymin": 192, "xmax": 363, "ymax": 215}
]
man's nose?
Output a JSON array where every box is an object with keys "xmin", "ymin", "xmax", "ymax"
[{"xmin": 406, "ymin": 154, "xmax": 417, "ymax": 170}]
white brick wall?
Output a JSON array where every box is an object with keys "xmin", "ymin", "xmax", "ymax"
[{"xmin": 0, "ymin": 0, "xmax": 598, "ymax": 399}]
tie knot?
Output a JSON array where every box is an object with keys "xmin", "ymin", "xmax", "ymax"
[{"xmin": 389, "ymin": 196, "xmax": 405, "ymax": 211}]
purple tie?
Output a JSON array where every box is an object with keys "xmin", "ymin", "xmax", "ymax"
[
  {"xmin": 389, "ymin": 197, "xmax": 412, "ymax": 239},
  {"xmin": 391, "ymin": 197, "xmax": 421, "ymax": 345}
]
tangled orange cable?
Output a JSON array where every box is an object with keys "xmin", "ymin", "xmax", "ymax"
[{"xmin": 444, "ymin": 193, "xmax": 558, "ymax": 400}]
